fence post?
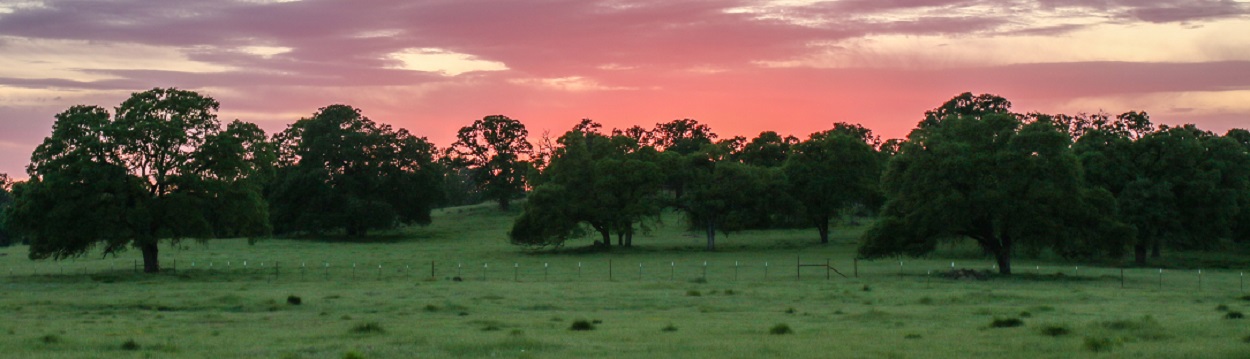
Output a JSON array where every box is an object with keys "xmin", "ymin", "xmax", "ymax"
[
  {"xmin": 578, "ymin": 262, "xmax": 582, "ymax": 279},
  {"xmin": 544, "ymin": 263, "xmax": 548, "ymax": 282},
  {"xmin": 796, "ymin": 255, "xmax": 800, "ymax": 281},
  {"xmin": 853, "ymin": 258, "xmax": 858, "ymax": 278},
  {"xmin": 482, "ymin": 263, "xmax": 488, "ymax": 281},
  {"xmin": 826, "ymin": 259, "xmax": 830, "ymax": 280},
  {"xmin": 670, "ymin": 262, "xmax": 675, "ymax": 281},
  {"xmin": 1158, "ymin": 268, "xmax": 1163, "ymax": 289},
  {"xmin": 514, "ymin": 263, "xmax": 519, "ymax": 282},
  {"xmin": 431, "ymin": 261, "xmax": 436, "ymax": 279},
  {"xmin": 134, "ymin": 259, "xmax": 138, "ymax": 273},
  {"xmin": 1120, "ymin": 268, "xmax": 1124, "ymax": 288},
  {"xmin": 377, "ymin": 264, "xmax": 382, "ymax": 280},
  {"xmin": 734, "ymin": 261, "xmax": 739, "ymax": 281},
  {"xmin": 609, "ymin": 259, "xmax": 613, "ymax": 281},
  {"xmin": 764, "ymin": 262, "xmax": 769, "ymax": 280},
  {"xmin": 702, "ymin": 261, "xmax": 707, "ymax": 281},
  {"xmin": 457, "ymin": 263, "xmax": 462, "ymax": 278},
  {"xmin": 1198, "ymin": 269, "xmax": 1202, "ymax": 292},
  {"xmin": 639, "ymin": 263, "xmax": 643, "ymax": 281}
]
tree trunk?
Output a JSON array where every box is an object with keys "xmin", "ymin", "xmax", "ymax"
[
  {"xmin": 617, "ymin": 232, "xmax": 623, "ymax": 246},
  {"xmin": 706, "ymin": 221, "xmax": 716, "ymax": 251},
  {"xmin": 624, "ymin": 228, "xmax": 633, "ymax": 248},
  {"xmin": 141, "ymin": 242, "xmax": 160, "ymax": 273},
  {"xmin": 1151, "ymin": 241, "xmax": 1161, "ymax": 258},
  {"xmin": 599, "ymin": 228, "xmax": 611, "ymax": 249},
  {"xmin": 994, "ymin": 234, "xmax": 1012, "ymax": 275},
  {"xmin": 498, "ymin": 198, "xmax": 510, "ymax": 211},
  {"xmin": 1134, "ymin": 244, "xmax": 1147, "ymax": 265},
  {"xmin": 816, "ymin": 216, "xmax": 830, "ymax": 244}
]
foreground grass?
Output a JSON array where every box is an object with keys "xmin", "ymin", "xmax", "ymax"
[{"xmin": 2, "ymin": 204, "xmax": 1250, "ymax": 358}]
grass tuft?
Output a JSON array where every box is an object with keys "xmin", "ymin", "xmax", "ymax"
[
  {"xmin": 569, "ymin": 320, "xmax": 595, "ymax": 331},
  {"xmin": 121, "ymin": 339, "xmax": 140, "ymax": 351},
  {"xmin": 769, "ymin": 323, "xmax": 793, "ymax": 335},
  {"xmin": 1039, "ymin": 324, "xmax": 1070, "ymax": 337},
  {"xmin": 350, "ymin": 322, "xmax": 385, "ymax": 334},
  {"xmin": 1083, "ymin": 336, "xmax": 1119, "ymax": 353},
  {"xmin": 990, "ymin": 318, "xmax": 1024, "ymax": 328},
  {"xmin": 38, "ymin": 334, "xmax": 61, "ymax": 344}
]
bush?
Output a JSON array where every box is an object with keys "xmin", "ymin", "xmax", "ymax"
[
  {"xmin": 1216, "ymin": 304, "xmax": 1229, "ymax": 311},
  {"xmin": 990, "ymin": 318, "xmax": 1024, "ymax": 328},
  {"xmin": 661, "ymin": 324, "xmax": 678, "ymax": 332},
  {"xmin": 343, "ymin": 351, "xmax": 365, "ymax": 359},
  {"xmin": 39, "ymin": 334, "xmax": 61, "ymax": 344},
  {"xmin": 769, "ymin": 323, "xmax": 793, "ymax": 335},
  {"xmin": 570, "ymin": 320, "xmax": 595, "ymax": 331},
  {"xmin": 1225, "ymin": 311, "xmax": 1244, "ymax": 319},
  {"xmin": 1039, "ymin": 325, "xmax": 1070, "ymax": 337},
  {"xmin": 350, "ymin": 322, "xmax": 385, "ymax": 334},
  {"xmin": 904, "ymin": 333, "xmax": 921, "ymax": 339},
  {"xmin": 121, "ymin": 339, "xmax": 141, "ymax": 351},
  {"xmin": 287, "ymin": 295, "xmax": 302, "ymax": 305},
  {"xmin": 686, "ymin": 290, "xmax": 702, "ymax": 297}
]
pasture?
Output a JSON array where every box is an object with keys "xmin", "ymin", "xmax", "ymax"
[{"xmin": 2, "ymin": 204, "xmax": 1249, "ymax": 358}]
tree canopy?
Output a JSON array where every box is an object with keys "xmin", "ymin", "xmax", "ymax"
[
  {"xmin": 269, "ymin": 104, "xmax": 443, "ymax": 237},
  {"xmin": 784, "ymin": 123, "xmax": 883, "ymax": 244}
]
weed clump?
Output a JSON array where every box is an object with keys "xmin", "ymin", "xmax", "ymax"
[
  {"xmin": 1226, "ymin": 311, "xmax": 1244, "ymax": 319},
  {"xmin": 1083, "ymin": 336, "xmax": 1119, "ymax": 352},
  {"xmin": 121, "ymin": 339, "xmax": 141, "ymax": 351},
  {"xmin": 904, "ymin": 333, "xmax": 921, "ymax": 339},
  {"xmin": 569, "ymin": 320, "xmax": 595, "ymax": 331},
  {"xmin": 784, "ymin": 307, "xmax": 796, "ymax": 314},
  {"xmin": 38, "ymin": 334, "xmax": 61, "ymax": 344},
  {"xmin": 662, "ymin": 324, "xmax": 678, "ymax": 332},
  {"xmin": 686, "ymin": 290, "xmax": 702, "ymax": 297},
  {"xmin": 343, "ymin": 351, "xmax": 365, "ymax": 359},
  {"xmin": 287, "ymin": 295, "xmax": 302, "ymax": 305},
  {"xmin": 990, "ymin": 318, "xmax": 1024, "ymax": 328},
  {"xmin": 769, "ymin": 323, "xmax": 793, "ymax": 335},
  {"xmin": 1215, "ymin": 304, "xmax": 1229, "ymax": 311},
  {"xmin": 1039, "ymin": 325, "xmax": 1070, "ymax": 337},
  {"xmin": 861, "ymin": 285, "xmax": 871, "ymax": 292},
  {"xmin": 918, "ymin": 297, "xmax": 934, "ymax": 305},
  {"xmin": 351, "ymin": 322, "xmax": 385, "ymax": 334}
]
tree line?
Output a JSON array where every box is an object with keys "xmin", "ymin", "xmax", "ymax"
[{"xmin": 0, "ymin": 89, "xmax": 1246, "ymax": 275}]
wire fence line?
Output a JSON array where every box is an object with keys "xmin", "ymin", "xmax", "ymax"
[{"xmin": 6, "ymin": 256, "xmax": 1250, "ymax": 294}]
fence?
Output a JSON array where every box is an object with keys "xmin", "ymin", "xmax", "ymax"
[{"xmin": 6, "ymin": 256, "xmax": 1250, "ymax": 294}]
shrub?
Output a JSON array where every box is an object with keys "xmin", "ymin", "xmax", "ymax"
[
  {"xmin": 570, "ymin": 320, "xmax": 595, "ymax": 331},
  {"xmin": 861, "ymin": 285, "xmax": 871, "ymax": 292},
  {"xmin": 1019, "ymin": 311, "xmax": 1032, "ymax": 318},
  {"xmin": 1083, "ymin": 336, "xmax": 1119, "ymax": 353},
  {"xmin": 39, "ymin": 334, "xmax": 61, "ymax": 344},
  {"xmin": 1216, "ymin": 304, "xmax": 1229, "ymax": 311},
  {"xmin": 784, "ymin": 307, "xmax": 796, "ymax": 314},
  {"xmin": 351, "ymin": 322, "xmax": 385, "ymax": 334},
  {"xmin": 343, "ymin": 351, "xmax": 365, "ymax": 359},
  {"xmin": 769, "ymin": 323, "xmax": 793, "ymax": 335},
  {"xmin": 723, "ymin": 289, "xmax": 736, "ymax": 295},
  {"xmin": 1039, "ymin": 325, "xmax": 1070, "ymax": 337},
  {"xmin": 1225, "ymin": 311, "xmax": 1244, "ymax": 319},
  {"xmin": 287, "ymin": 295, "xmax": 302, "ymax": 305},
  {"xmin": 990, "ymin": 318, "xmax": 1024, "ymax": 328},
  {"xmin": 662, "ymin": 324, "xmax": 678, "ymax": 332},
  {"xmin": 918, "ymin": 297, "xmax": 934, "ymax": 305},
  {"xmin": 686, "ymin": 290, "xmax": 702, "ymax": 297},
  {"xmin": 121, "ymin": 339, "xmax": 141, "ymax": 351}
]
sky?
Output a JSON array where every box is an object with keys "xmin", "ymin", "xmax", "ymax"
[{"xmin": 1, "ymin": 0, "xmax": 1249, "ymax": 177}]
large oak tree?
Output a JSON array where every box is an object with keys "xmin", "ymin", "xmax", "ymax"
[{"xmin": 7, "ymin": 89, "xmax": 271, "ymax": 272}]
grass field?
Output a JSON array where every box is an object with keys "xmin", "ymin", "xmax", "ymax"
[{"xmin": 3, "ymin": 204, "xmax": 1250, "ymax": 358}]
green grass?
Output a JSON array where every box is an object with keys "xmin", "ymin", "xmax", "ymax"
[{"xmin": 1, "ymin": 203, "xmax": 1250, "ymax": 358}]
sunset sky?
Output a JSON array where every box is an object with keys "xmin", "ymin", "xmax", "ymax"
[{"xmin": 1, "ymin": 0, "xmax": 1249, "ymax": 177}]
